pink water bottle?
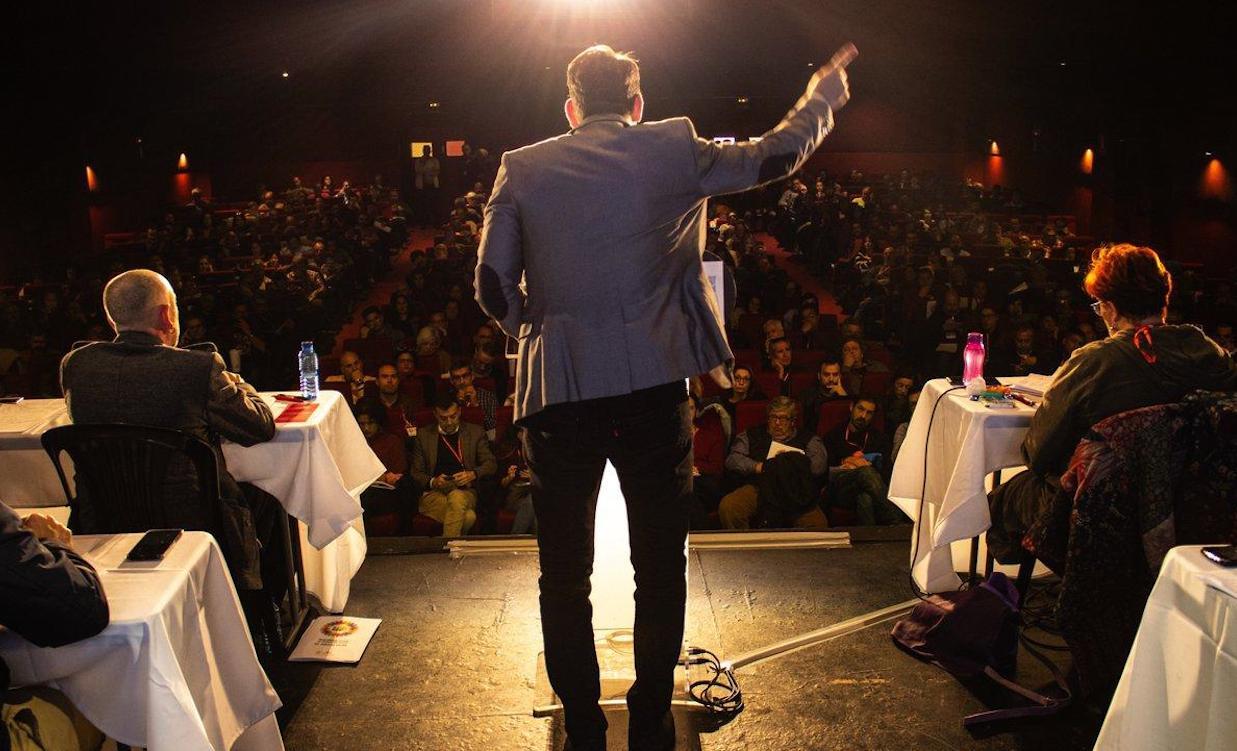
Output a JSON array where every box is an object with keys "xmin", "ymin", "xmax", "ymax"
[{"xmin": 963, "ymin": 332, "xmax": 986, "ymax": 383}]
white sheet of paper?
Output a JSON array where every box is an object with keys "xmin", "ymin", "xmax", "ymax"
[
  {"xmin": 289, "ymin": 616, "xmax": 382, "ymax": 663},
  {"xmin": 767, "ymin": 441, "xmax": 805, "ymax": 460},
  {"xmin": 0, "ymin": 401, "xmax": 66, "ymax": 434}
]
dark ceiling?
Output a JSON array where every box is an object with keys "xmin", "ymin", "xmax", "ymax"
[{"xmin": 13, "ymin": 1, "xmax": 1234, "ymax": 164}]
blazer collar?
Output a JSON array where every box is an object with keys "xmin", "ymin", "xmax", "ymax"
[
  {"xmin": 570, "ymin": 113, "xmax": 634, "ymax": 134},
  {"xmin": 114, "ymin": 330, "xmax": 165, "ymax": 347}
]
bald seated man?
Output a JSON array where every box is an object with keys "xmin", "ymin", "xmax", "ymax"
[{"xmin": 59, "ymin": 270, "xmax": 279, "ymax": 600}]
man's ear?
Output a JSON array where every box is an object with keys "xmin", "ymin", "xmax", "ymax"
[
  {"xmin": 156, "ymin": 304, "xmax": 176, "ymax": 333},
  {"xmin": 630, "ymin": 93, "xmax": 644, "ymax": 124},
  {"xmin": 565, "ymin": 99, "xmax": 582, "ymax": 129}
]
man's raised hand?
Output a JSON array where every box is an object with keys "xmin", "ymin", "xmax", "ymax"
[{"xmin": 812, "ymin": 42, "xmax": 858, "ymax": 110}]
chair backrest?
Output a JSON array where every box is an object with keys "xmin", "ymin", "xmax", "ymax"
[
  {"xmin": 342, "ymin": 337, "xmax": 396, "ymax": 375},
  {"xmin": 861, "ymin": 369, "xmax": 893, "ymax": 397},
  {"xmin": 494, "ymin": 405, "xmax": 515, "ymax": 443},
  {"xmin": 735, "ymin": 400, "xmax": 769, "ymax": 436},
  {"xmin": 41, "ymin": 424, "xmax": 222, "ymax": 535},
  {"xmin": 816, "ymin": 400, "xmax": 854, "ymax": 438}
]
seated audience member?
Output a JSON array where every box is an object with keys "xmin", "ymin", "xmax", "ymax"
[
  {"xmin": 760, "ymin": 318, "xmax": 787, "ymax": 369},
  {"xmin": 1214, "ymin": 322, "xmax": 1235, "ymax": 354},
  {"xmin": 798, "ymin": 359, "xmax": 850, "ymax": 434},
  {"xmin": 1002, "ymin": 323, "xmax": 1050, "ymax": 377},
  {"xmin": 790, "ymin": 305, "xmax": 838, "ymax": 352},
  {"xmin": 823, "ymin": 398, "xmax": 903, "ymax": 525},
  {"xmin": 327, "ymin": 349, "xmax": 377, "ymax": 407},
  {"xmin": 889, "ymin": 388, "xmax": 921, "ymax": 469},
  {"xmin": 689, "ymin": 395, "xmax": 727, "ymax": 529},
  {"xmin": 59, "ymin": 270, "xmax": 282, "ymax": 610},
  {"xmin": 362, "ymin": 305, "xmax": 404, "ymax": 342},
  {"xmin": 354, "ymin": 400, "xmax": 413, "ymax": 535},
  {"xmin": 409, "ymin": 396, "xmax": 497, "ymax": 537},
  {"xmin": 448, "ymin": 357, "xmax": 497, "ymax": 434},
  {"xmin": 1, "ymin": 504, "xmax": 109, "ymax": 751},
  {"xmin": 988, "ymin": 244, "xmax": 1237, "ymax": 562},
  {"xmin": 703, "ymin": 365, "xmax": 767, "ymax": 424},
  {"xmin": 374, "ymin": 363, "xmax": 419, "ymax": 435},
  {"xmin": 840, "ymin": 337, "xmax": 889, "ymax": 396},
  {"xmin": 719, "ymin": 397, "xmax": 829, "ymax": 529},
  {"xmin": 763, "ymin": 336, "xmax": 804, "ymax": 395},
  {"xmin": 413, "ymin": 326, "xmax": 452, "ymax": 375},
  {"xmin": 396, "ymin": 350, "xmax": 419, "ymax": 381},
  {"xmin": 471, "ymin": 340, "xmax": 509, "ymax": 401},
  {"xmin": 883, "ymin": 374, "xmax": 917, "ymax": 428},
  {"xmin": 924, "ymin": 289, "xmax": 974, "ymax": 376},
  {"xmin": 494, "ymin": 430, "xmax": 536, "ymax": 535}
]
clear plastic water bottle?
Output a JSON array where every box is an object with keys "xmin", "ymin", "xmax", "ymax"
[
  {"xmin": 298, "ymin": 341, "xmax": 319, "ymax": 400},
  {"xmin": 962, "ymin": 332, "xmax": 986, "ymax": 383}
]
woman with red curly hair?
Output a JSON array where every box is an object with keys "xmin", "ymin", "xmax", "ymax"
[{"xmin": 987, "ymin": 243, "xmax": 1237, "ymax": 563}]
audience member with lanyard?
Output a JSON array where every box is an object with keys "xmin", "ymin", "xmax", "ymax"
[{"xmin": 987, "ymin": 243, "xmax": 1237, "ymax": 562}]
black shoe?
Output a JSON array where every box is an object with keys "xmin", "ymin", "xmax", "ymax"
[{"xmin": 628, "ymin": 711, "xmax": 675, "ymax": 751}]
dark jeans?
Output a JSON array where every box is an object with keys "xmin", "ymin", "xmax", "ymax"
[
  {"xmin": 521, "ymin": 381, "xmax": 692, "ymax": 748},
  {"xmin": 828, "ymin": 466, "xmax": 903, "ymax": 525},
  {"xmin": 986, "ymin": 470, "xmax": 1059, "ymax": 564}
]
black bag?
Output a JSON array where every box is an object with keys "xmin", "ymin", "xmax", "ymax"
[
  {"xmin": 891, "ymin": 573, "xmax": 1071, "ymax": 727},
  {"xmin": 756, "ymin": 452, "xmax": 816, "ymax": 527}
]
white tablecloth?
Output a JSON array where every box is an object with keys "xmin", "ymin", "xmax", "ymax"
[
  {"xmin": 0, "ymin": 532, "xmax": 283, "ymax": 751},
  {"xmin": 1094, "ymin": 546, "xmax": 1237, "ymax": 751},
  {"xmin": 0, "ymin": 390, "xmax": 383, "ymax": 612},
  {"xmin": 888, "ymin": 378, "xmax": 1035, "ymax": 593}
]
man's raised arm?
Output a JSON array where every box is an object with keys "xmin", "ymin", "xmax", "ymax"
[
  {"xmin": 475, "ymin": 154, "xmax": 525, "ymax": 339},
  {"xmin": 692, "ymin": 43, "xmax": 857, "ymax": 197}
]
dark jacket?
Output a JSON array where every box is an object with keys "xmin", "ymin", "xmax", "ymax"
[
  {"xmin": 1024, "ymin": 324, "xmax": 1237, "ymax": 479},
  {"xmin": 408, "ymin": 423, "xmax": 497, "ymax": 491},
  {"xmin": 0, "ymin": 502, "xmax": 110, "ymax": 694},
  {"xmin": 59, "ymin": 331, "xmax": 276, "ymax": 588}
]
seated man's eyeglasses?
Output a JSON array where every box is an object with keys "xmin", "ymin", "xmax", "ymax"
[{"xmin": 1090, "ymin": 300, "xmax": 1103, "ymax": 316}]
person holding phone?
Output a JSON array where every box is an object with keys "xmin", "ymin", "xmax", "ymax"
[{"xmin": 408, "ymin": 395, "xmax": 496, "ymax": 537}]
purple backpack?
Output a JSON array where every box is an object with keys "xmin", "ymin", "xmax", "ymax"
[{"xmin": 891, "ymin": 573, "xmax": 1071, "ymax": 727}]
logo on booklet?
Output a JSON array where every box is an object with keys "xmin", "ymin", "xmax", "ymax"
[{"xmin": 321, "ymin": 619, "xmax": 359, "ymax": 637}]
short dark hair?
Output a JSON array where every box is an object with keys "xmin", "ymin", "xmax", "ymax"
[
  {"xmin": 433, "ymin": 393, "xmax": 460, "ymax": 413},
  {"xmin": 566, "ymin": 45, "xmax": 641, "ymax": 119},
  {"xmin": 450, "ymin": 357, "xmax": 472, "ymax": 372},
  {"xmin": 363, "ymin": 305, "xmax": 382, "ymax": 318},
  {"xmin": 353, "ymin": 397, "xmax": 387, "ymax": 425}
]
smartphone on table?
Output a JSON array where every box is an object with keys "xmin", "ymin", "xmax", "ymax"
[{"xmin": 126, "ymin": 529, "xmax": 184, "ymax": 562}]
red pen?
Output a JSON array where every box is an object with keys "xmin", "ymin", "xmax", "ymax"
[{"xmin": 1008, "ymin": 393, "xmax": 1037, "ymax": 408}]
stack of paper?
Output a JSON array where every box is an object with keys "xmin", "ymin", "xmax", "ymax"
[{"xmin": 1006, "ymin": 373, "xmax": 1053, "ymax": 398}]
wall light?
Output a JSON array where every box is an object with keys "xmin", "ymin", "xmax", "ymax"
[
  {"xmin": 85, "ymin": 165, "xmax": 98, "ymax": 192},
  {"xmin": 1081, "ymin": 148, "xmax": 1094, "ymax": 175},
  {"xmin": 177, "ymin": 153, "xmax": 189, "ymax": 171},
  {"xmin": 989, "ymin": 140, "xmax": 1000, "ymax": 156}
]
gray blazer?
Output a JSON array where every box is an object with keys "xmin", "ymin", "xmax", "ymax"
[
  {"xmin": 59, "ymin": 331, "xmax": 275, "ymax": 587},
  {"xmin": 476, "ymin": 79, "xmax": 839, "ymax": 422}
]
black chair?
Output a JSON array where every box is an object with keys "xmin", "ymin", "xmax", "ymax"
[
  {"xmin": 40, "ymin": 423, "xmax": 224, "ymax": 536},
  {"xmin": 42, "ymin": 423, "xmax": 310, "ymax": 654}
]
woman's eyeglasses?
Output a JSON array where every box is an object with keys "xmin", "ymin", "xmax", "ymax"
[{"xmin": 1090, "ymin": 300, "xmax": 1103, "ymax": 316}]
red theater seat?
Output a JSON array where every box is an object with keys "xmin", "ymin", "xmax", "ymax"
[
  {"xmin": 816, "ymin": 400, "xmax": 854, "ymax": 438},
  {"xmin": 735, "ymin": 400, "xmax": 769, "ymax": 435}
]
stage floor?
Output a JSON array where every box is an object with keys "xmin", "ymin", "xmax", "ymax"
[{"xmin": 271, "ymin": 533, "xmax": 1102, "ymax": 750}]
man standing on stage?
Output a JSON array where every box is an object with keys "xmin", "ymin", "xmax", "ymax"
[{"xmin": 476, "ymin": 42, "xmax": 857, "ymax": 750}]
